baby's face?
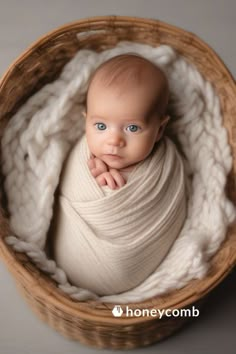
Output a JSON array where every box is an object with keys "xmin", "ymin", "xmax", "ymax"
[{"xmin": 85, "ymin": 82, "xmax": 168, "ymax": 170}]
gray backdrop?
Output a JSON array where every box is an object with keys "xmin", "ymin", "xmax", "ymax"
[{"xmin": 0, "ymin": 1, "xmax": 235, "ymax": 353}]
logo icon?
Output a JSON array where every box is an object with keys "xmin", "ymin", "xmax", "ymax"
[{"xmin": 112, "ymin": 305, "xmax": 123, "ymax": 317}]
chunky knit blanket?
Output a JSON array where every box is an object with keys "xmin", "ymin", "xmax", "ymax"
[
  {"xmin": 2, "ymin": 41, "xmax": 235, "ymax": 303},
  {"xmin": 52, "ymin": 134, "xmax": 187, "ymax": 295}
]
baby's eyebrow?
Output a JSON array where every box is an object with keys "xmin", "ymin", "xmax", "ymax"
[
  {"xmin": 89, "ymin": 115, "xmax": 146, "ymax": 123},
  {"xmin": 89, "ymin": 115, "xmax": 102, "ymax": 120},
  {"xmin": 89, "ymin": 115, "xmax": 110, "ymax": 122}
]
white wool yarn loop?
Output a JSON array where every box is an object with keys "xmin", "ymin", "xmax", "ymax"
[{"xmin": 2, "ymin": 41, "xmax": 235, "ymax": 303}]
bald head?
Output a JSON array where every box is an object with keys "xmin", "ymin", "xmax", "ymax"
[{"xmin": 86, "ymin": 53, "xmax": 169, "ymax": 119}]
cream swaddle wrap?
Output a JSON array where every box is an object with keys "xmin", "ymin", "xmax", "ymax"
[{"xmin": 53, "ymin": 134, "xmax": 187, "ymax": 295}]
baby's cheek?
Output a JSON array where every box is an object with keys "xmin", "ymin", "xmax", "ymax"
[
  {"xmin": 87, "ymin": 134, "xmax": 99, "ymax": 155},
  {"xmin": 133, "ymin": 138, "xmax": 153, "ymax": 159}
]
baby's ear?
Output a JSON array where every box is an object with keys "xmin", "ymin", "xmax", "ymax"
[
  {"xmin": 161, "ymin": 115, "xmax": 170, "ymax": 126},
  {"xmin": 82, "ymin": 111, "xmax": 87, "ymax": 118},
  {"xmin": 155, "ymin": 115, "xmax": 170, "ymax": 142}
]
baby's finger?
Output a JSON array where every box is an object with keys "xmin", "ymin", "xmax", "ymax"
[
  {"xmin": 104, "ymin": 172, "xmax": 116, "ymax": 190},
  {"xmin": 87, "ymin": 158, "xmax": 95, "ymax": 170},
  {"xmin": 109, "ymin": 169, "xmax": 126, "ymax": 188},
  {"xmin": 96, "ymin": 174, "xmax": 107, "ymax": 186},
  {"xmin": 94, "ymin": 157, "xmax": 108, "ymax": 174},
  {"xmin": 87, "ymin": 158, "xmax": 101, "ymax": 178}
]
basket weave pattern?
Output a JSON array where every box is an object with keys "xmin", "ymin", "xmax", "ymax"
[{"xmin": 0, "ymin": 16, "xmax": 236, "ymax": 349}]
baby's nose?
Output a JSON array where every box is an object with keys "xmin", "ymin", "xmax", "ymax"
[{"xmin": 107, "ymin": 133, "xmax": 125, "ymax": 147}]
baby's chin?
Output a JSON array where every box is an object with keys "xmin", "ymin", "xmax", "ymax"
[
  {"xmin": 101, "ymin": 155, "xmax": 139, "ymax": 171},
  {"xmin": 101, "ymin": 155, "xmax": 130, "ymax": 170}
]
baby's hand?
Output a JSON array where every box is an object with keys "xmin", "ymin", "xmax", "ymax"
[
  {"xmin": 96, "ymin": 169, "xmax": 126, "ymax": 190},
  {"xmin": 87, "ymin": 156, "xmax": 126, "ymax": 190},
  {"xmin": 87, "ymin": 156, "xmax": 108, "ymax": 177}
]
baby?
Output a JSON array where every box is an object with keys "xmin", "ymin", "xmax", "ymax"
[
  {"xmin": 52, "ymin": 53, "xmax": 187, "ymax": 296},
  {"xmin": 82, "ymin": 53, "xmax": 170, "ymax": 189}
]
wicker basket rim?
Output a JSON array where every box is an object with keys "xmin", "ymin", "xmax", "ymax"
[{"xmin": 0, "ymin": 15, "xmax": 236, "ymax": 89}]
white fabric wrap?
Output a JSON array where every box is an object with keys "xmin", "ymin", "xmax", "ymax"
[{"xmin": 53, "ymin": 134, "xmax": 187, "ymax": 295}]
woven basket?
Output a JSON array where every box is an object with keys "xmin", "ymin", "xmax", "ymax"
[{"xmin": 0, "ymin": 16, "xmax": 236, "ymax": 350}]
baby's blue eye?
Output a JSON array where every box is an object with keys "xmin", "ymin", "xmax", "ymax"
[
  {"xmin": 127, "ymin": 125, "xmax": 139, "ymax": 132},
  {"xmin": 95, "ymin": 123, "xmax": 106, "ymax": 130}
]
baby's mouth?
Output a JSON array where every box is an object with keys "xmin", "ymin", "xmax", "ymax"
[{"xmin": 103, "ymin": 154, "xmax": 122, "ymax": 160}]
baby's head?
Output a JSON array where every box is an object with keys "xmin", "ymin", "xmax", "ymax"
[{"xmin": 83, "ymin": 53, "xmax": 170, "ymax": 170}]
